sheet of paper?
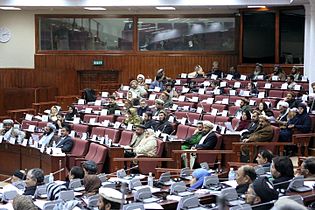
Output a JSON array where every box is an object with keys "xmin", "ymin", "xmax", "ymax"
[
  {"xmin": 25, "ymin": 114, "xmax": 33, "ymax": 121},
  {"xmin": 264, "ymin": 83, "xmax": 272, "ymax": 89},
  {"xmin": 78, "ymin": 99, "xmax": 85, "ymax": 105},
  {"xmin": 143, "ymin": 203, "xmax": 164, "ymax": 210},
  {"xmin": 100, "ymin": 109, "xmax": 108, "ymax": 116},
  {"xmin": 181, "ymin": 73, "xmax": 187, "ymax": 78},
  {"xmin": 101, "ymin": 92, "xmax": 109, "ymax": 97},
  {"xmin": 226, "ymin": 74, "xmax": 233, "ymax": 80},
  {"xmin": 94, "ymin": 100, "xmax": 102, "ymax": 106},
  {"xmin": 240, "ymin": 75, "xmax": 247, "ymax": 80},
  {"xmin": 281, "ymin": 83, "xmax": 288, "ymax": 90},
  {"xmin": 234, "ymin": 82, "xmax": 241, "ymax": 88},
  {"xmin": 154, "ymin": 87, "xmax": 161, "ymax": 92}
]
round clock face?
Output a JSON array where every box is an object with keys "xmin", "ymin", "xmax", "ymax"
[{"xmin": 0, "ymin": 27, "xmax": 11, "ymax": 43}]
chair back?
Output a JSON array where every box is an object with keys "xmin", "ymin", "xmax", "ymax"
[{"xmin": 118, "ymin": 130, "xmax": 133, "ymax": 146}]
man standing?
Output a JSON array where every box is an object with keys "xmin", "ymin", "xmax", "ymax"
[
  {"xmin": 55, "ymin": 125, "xmax": 73, "ymax": 153},
  {"xmin": 0, "ymin": 119, "xmax": 25, "ymax": 143}
]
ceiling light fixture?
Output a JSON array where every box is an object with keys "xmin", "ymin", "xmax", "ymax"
[
  {"xmin": 0, "ymin": 7, "xmax": 21, "ymax": 10},
  {"xmin": 155, "ymin": 7, "xmax": 176, "ymax": 10},
  {"xmin": 247, "ymin": 6, "xmax": 267, "ymax": 8},
  {"xmin": 84, "ymin": 7, "xmax": 106, "ymax": 11}
]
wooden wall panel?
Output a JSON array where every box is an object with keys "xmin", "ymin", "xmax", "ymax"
[{"xmin": 0, "ymin": 53, "xmax": 238, "ymax": 115}]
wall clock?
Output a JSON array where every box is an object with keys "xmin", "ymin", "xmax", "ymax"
[{"xmin": 0, "ymin": 27, "xmax": 11, "ymax": 43}]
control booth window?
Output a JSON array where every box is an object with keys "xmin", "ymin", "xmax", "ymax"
[
  {"xmin": 138, "ymin": 18, "xmax": 235, "ymax": 51},
  {"xmin": 39, "ymin": 17, "xmax": 133, "ymax": 51}
]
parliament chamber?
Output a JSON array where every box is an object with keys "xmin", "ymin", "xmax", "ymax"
[{"xmin": 1, "ymin": 0, "xmax": 315, "ymax": 209}]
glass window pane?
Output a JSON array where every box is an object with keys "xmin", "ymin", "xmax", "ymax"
[
  {"xmin": 39, "ymin": 17, "xmax": 133, "ymax": 51},
  {"xmin": 243, "ymin": 12, "xmax": 275, "ymax": 63},
  {"xmin": 138, "ymin": 18, "xmax": 235, "ymax": 51},
  {"xmin": 280, "ymin": 9, "xmax": 304, "ymax": 64}
]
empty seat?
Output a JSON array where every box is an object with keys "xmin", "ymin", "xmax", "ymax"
[
  {"xmin": 187, "ymin": 126, "xmax": 197, "ymax": 137},
  {"xmin": 21, "ymin": 120, "xmax": 38, "ymax": 130},
  {"xmin": 175, "ymin": 112, "xmax": 188, "ymax": 120},
  {"xmin": 37, "ymin": 121, "xmax": 48, "ymax": 129},
  {"xmin": 104, "ymin": 128, "xmax": 121, "ymax": 143},
  {"xmin": 99, "ymin": 115, "xmax": 115, "ymax": 123},
  {"xmin": 211, "ymin": 104, "xmax": 227, "ymax": 112},
  {"xmin": 72, "ymin": 124, "xmax": 89, "ymax": 138},
  {"xmin": 269, "ymin": 90, "xmax": 284, "ymax": 98},
  {"xmin": 116, "ymin": 116, "xmax": 126, "ymax": 123},
  {"xmin": 118, "ymin": 130, "xmax": 133, "ymax": 146},
  {"xmin": 202, "ymin": 115, "xmax": 216, "ymax": 123},
  {"xmin": 90, "ymin": 127, "xmax": 106, "ymax": 137},
  {"xmin": 67, "ymin": 138, "xmax": 90, "ymax": 169},
  {"xmin": 228, "ymin": 106, "xmax": 240, "ymax": 116},
  {"xmin": 83, "ymin": 114, "xmax": 99, "ymax": 123},
  {"xmin": 215, "ymin": 116, "xmax": 229, "ymax": 126},
  {"xmin": 175, "ymin": 124, "xmax": 190, "ymax": 139},
  {"xmin": 187, "ymin": 113, "xmax": 202, "ymax": 123}
]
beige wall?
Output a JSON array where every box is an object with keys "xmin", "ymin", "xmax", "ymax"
[{"xmin": 0, "ymin": 11, "xmax": 35, "ymax": 68}]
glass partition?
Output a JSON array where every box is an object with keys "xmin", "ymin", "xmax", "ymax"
[
  {"xmin": 39, "ymin": 17, "xmax": 133, "ymax": 51},
  {"xmin": 279, "ymin": 9, "xmax": 304, "ymax": 64},
  {"xmin": 138, "ymin": 17, "xmax": 235, "ymax": 51}
]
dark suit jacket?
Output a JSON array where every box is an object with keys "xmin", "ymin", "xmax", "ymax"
[
  {"xmin": 56, "ymin": 135, "xmax": 73, "ymax": 153},
  {"xmin": 154, "ymin": 120, "xmax": 173, "ymax": 135},
  {"xmin": 195, "ymin": 131, "xmax": 217, "ymax": 149}
]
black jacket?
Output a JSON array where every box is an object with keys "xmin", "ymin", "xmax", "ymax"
[
  {"xmin": 23, "ymin": 185, "xmax": 37, "ymax": 196},
  {"xmin": 56, "ymin": 135, "xmax": 73, "ymax": 153},
  {"xmin": 154, "ymin": 120, "xmax": 173, "ymax": 135},
  {"xmin": 195, "ymin": 131, "xmax": 217, "ymax": 149}
]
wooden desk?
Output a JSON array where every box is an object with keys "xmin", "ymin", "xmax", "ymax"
[
  {"xmin": 32, "ymin": 101, "xmax": 58, "ymax": 114},
  {"xmin": 105, "ymin": 147, "xmax": 125, "ymax": 173},
  {"xmin": 163, "ymin": 141, "xmax": 182, "ymax": 168},
  {"xmin": 41, "ymin": 153, "xmax": 67, "ymax": 180},
  {"xmin": 0, "ymin": 143, "xmax": 21, "ymax": 175},
  {"xmin": 7, "ymin": 108, "xmax": 36, "ymax": 122},
  {"xmin": 20, "ymin": 146, "xmax": 41, "ymax": 171},
  {"xmin": 55, "ymin": 95, "xmax": 80, "ymax": 111},
  {"xmin": 0, "ymin": 143, "xmax": 67, "ymax": 180}
]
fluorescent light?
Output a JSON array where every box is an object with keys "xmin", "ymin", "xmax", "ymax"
[
  {"xmin": 84, "ymin": 7, "xmax": 106, "ymax": 11},
  {"xmin": 0, "ymin": 7, "xmax": 21, "ymax": 10},
  {"xmin": 247, "ymin": 6, "xmax": 267, "ymax": 8},
  {"xmin": 155, "ymin": 7, "xmax": 176, "ymax": 10}
]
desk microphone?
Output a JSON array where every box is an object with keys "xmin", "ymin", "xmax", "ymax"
[
  {"xmin": 106, "ymin": 165, "xmax": 139, "ymax": 177},
  {"xmin": 51, "ymin": 168, "xmax": 65, "ymax": 176}
]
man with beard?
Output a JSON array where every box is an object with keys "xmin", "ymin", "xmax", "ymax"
[
  {"xmin": 55, "ymin": 125, "xmax": 73, "ymax": 153},
  {"xmin": 245, "ymin": 177, "xmax": 278, "ymax": 210},
  {"xmin": 0, "ymin": 119, "xmax": 25, "ymax": 143},
  {"xmin": 241, "ymin": 110, "xmax": 260, "ymax": 140},
  {"xmin": 38, "ymin": 123, "xmax": 58, "ymax": 147},
  {"xmin": 106, "ymin": 96, "xmax": 120, "ymax": 115},
  {"xmin": 181, "ymin": 121, "xmax": 204, "ymax": 150},
  {"xmin": 242, "ymin": 115, "xmax": 274, "ymax": 143},
  {"xmin": 193, "ymin": 121, "xmax": 217, "ymax": 150},
  {"xmin": 153, "ymin": 110, "xmax": 173, "ymax": 135}
]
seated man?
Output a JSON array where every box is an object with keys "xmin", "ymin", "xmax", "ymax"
[
  {"xmin": 241, "ymin": 110, "xmax": 260, "ymax": 140},
  {"xmin": 38, "ymin": 123, "xmax": 58, "ymax": 147},
  {"xmin": 271, "ymin": 156, "xmax": 294, "ymax": 190},
  {"xmin": 65, "ymin": 166, "xmax": 85, "ymax": 188},
  {"xmin": 137, "ymin": 99, "xmax": 151, "ymax": 117},
  {"xmin": 242, "ymin": 115, "xmax": 274, "ymax": 143},
  {"xmin": 55, "ymin": 125, "xmax": 73, "ymax": 153},
  {"xmin": 181, "ymin": 121, "xmax": 204, "ymax": 150},
  {"xmin": 106, "ymin": 96, "xmax": 120, "ymax": 115},
  {"xmin": 11, "ymin": 170, "xmax": 26, "ymax": 190},
  {"xmin": 296, "ymin": 157, "xmax": 315, "ymax": 178},
  {"xmin": 123, "ymin": 107, "xmax": 141, "ymax": 126},
  {"xmin": 255, "ymin": 149, "xmax": 274, "ymax": 173},
  {"xmin": 23, "ymin": 168, "xmax": 45, "ymax": 196},
  {"xmin": 153, "ymin": 110, "xmax": 173, "ymax": 135},
  {"xmin": 194, "ymin": 121, "xmax": 217, "ymax": 150},
  {"xmin": 152, "ymin": 99, "xmax": 165, "ymax": 117},
  {"xmin": 235, "ymin": 165, "xmax": 257, "ymax": 194},
  {"xmin": 142, "ymin": 111, "xmax": 156, "ymax": 129},
  {"xmin": 82, "ymin": 160, "xmax": 97, "ymax": 175},
  {"xmin": 245, "ymin": 177, "xmax": 278, "ymax": 210},
  {"xmin": 0, "ymin": 119, "xmax": 25, "ymax": 143},
  {"xmin": 124, "ymin": 124, "xmax": 145, "ymax": 157},
  {"xmin": 133, "ymin": 129, "xmax": 157, "ymax": 157}
]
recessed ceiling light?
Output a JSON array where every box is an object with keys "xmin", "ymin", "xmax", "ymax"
[
  {"xmin": 247, "ymin": 6, "xmax": 266, "ymax": 8},
  {"xmin": 155, "ymin": 7, "xmax": 176, "ymax": 11},
  {"xmin": 84, "ymin": 7, "xmax": 106, "ymax": 11},
  {"xmin": 0, "ymin": 7, "xmax": 21, "ymax": 10}
]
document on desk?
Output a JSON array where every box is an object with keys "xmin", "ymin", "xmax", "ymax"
[
  {"xmin": 143, "ymin": 203, "xmax": 163, "ymax": 209},
  {"xmin": 0, "ymin": 203, "xmax": 13, "ymax": 210}
]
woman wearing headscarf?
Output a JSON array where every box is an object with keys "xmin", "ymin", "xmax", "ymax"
[
  {"xmin": 64, "ymin": 105, "xmax": 77, "ymax": 121},
  {"xmin": 287, "ymin": 102, "xmax": 312, "ymax": 133},
  {"xmin": 235, "ymin": 110, "xmax": 251, "ymax": 131},
  {"xmin": 189, "ymin": 168, "xmax": 211, "ymax": 190}
]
